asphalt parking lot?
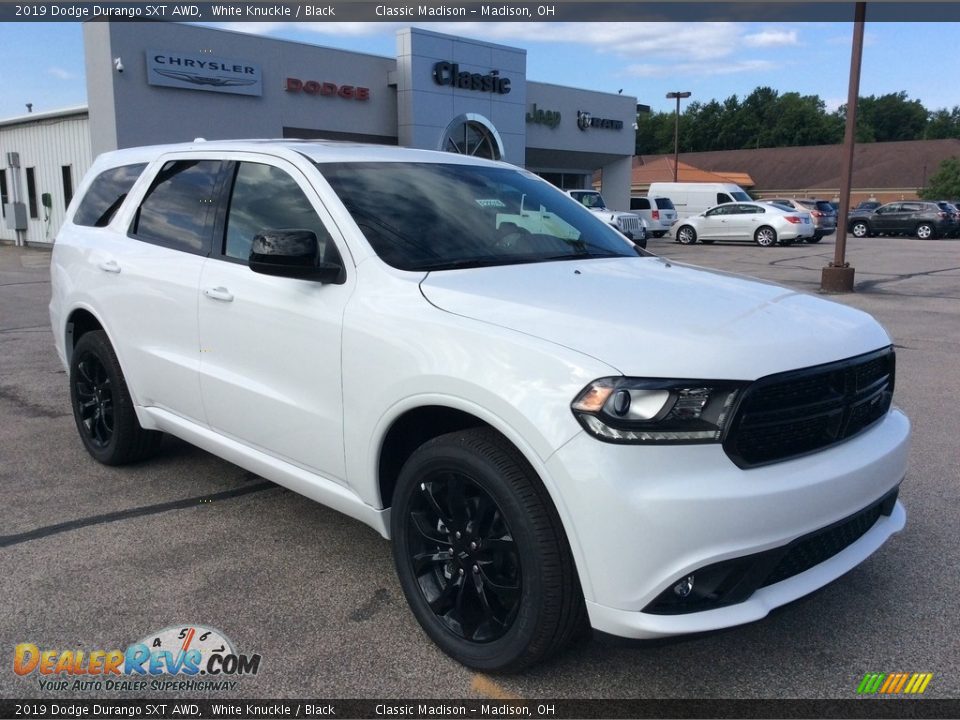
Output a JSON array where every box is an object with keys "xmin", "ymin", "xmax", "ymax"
[{"xmin": 1, "ymin": 233, "xmax": 958, "ymax": 701}]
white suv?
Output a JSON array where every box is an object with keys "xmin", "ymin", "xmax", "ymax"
[{"xmin": 51, "ymin": 140, "xmax": 909, "ymax": 672}]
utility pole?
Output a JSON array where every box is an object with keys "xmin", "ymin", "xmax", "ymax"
[
  {"xmin": 666, "ymin": 91, "xmax": 691, "ymax": 182},
  {"xmin": 821, "ymin": 2, "xmax": 866, "ymax": 293}
]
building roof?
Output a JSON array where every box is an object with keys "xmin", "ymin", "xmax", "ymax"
[
  {"xmin": 0, "ymin": 105, "xmax": 88, "ymax": 128},
  {"xmin": 631, "ymin": 156, "xmax": 755, "ymax": 188},
  {"xmin": 640, "ymin": 139, "xmax": 960, "ymax": 192}
]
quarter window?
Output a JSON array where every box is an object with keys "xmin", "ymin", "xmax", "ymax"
[
  {"xmin": 223, "ymin": 162, "xmax": 335, "ymax": 263},
  {"xmin": 73, "ymin": 163, "xmax": 147, "ymax": 227},
  {"xmin": 132, "ymin": 160, "xmax": 223, "ymax": 254}
]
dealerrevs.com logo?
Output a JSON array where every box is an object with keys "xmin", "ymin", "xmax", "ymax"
[{"xmin": 13, "ymin": 625, "xmax": 261, "ymax": 693}]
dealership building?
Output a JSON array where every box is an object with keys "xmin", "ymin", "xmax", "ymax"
[{"xmin": 0, "ymin": 22, "xmax": 638, "ymax": 246}]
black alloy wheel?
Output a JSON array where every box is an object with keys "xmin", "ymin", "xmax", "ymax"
[
  {"xmin": 407, "ymin": 472, "xmax": 521, "ymax": 643},
  {"xmin": 391, "ymin": 429, "xmax": 585, "ymax": 672},
  {"xmin": 73, "ymin": 350, "xmax": 114, "ymax": 449},
  {"xmin": 69, "ymin": 330, "xmax": 163, "ymax": 465}
]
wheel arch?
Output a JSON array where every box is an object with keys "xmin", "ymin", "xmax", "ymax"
[
  {"xmin": 373, "ymin": 398, "xmax": 596, "ymax": 600},
  {"xmin": 64, "ymin": 305, "xmax": 107, "ymax": 365}
]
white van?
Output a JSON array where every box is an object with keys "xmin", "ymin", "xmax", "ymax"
[{"xmin": 647, "ymin": 182, "xmax": 752, "ymax": 222}]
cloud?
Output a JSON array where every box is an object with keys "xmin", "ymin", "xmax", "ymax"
[
  {"xmin": 47, "ymin": 67, "xmax": 75, "ymax": 81},
  {"xmin": 743, "ymin": 29, "xmax": 799, "ymax": 47},
  {"xmin": 211, "ymin": 21, "xmax": 767, "ymax": 62},
  {"xmin": 626, "ymin": 59, "xmax": 779, "ymax": 78}
]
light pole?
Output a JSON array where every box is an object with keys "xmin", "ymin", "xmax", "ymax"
[
  {"xmin": 666, "ymin": 91, "xmax": 691, "ymax": 182},
  {"xmin": 820, "ymin": 2, "xmax": 866, "ymax": 293}
]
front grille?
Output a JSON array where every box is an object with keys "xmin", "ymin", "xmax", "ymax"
[
  {"xmin": 618, "ymin": 217, "xmax": 641, "ymax": 233},
  {"xmin": 723, "ymin": 348, "xmax": 895, "ymax": 468}
]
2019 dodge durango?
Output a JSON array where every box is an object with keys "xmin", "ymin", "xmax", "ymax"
[{"xmin": 50, "ymin": 140, "xmax": 909, "ymax": 672}]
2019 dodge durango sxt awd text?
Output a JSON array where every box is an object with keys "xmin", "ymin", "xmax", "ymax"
[{"xmin": 50, "ymin": 140, "xmax": 910, "ymax": 672}]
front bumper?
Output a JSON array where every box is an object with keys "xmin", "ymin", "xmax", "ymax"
[{"xmin": 545, "ymin": 408, "xmax": 910, "ymax": 639}]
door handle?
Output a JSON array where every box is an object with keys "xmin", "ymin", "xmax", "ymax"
[
  {"xmin": 203, "ymin": 286, "xmax": 234, "ymax": 302},
  {"xmin": 98, "ymin": 260, "xmax": 121, "ymax": 274}
]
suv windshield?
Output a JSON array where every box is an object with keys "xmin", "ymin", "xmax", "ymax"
[
  {"xmin": 317, "ymin": 162, "xmax": 643, "ymax": 271},
  {"xmin": 568, "ymin": 191, "xmax": 607, "ymax": 209},
  {"xmin": 731, "ymin": 191, "xmax": 752, "ymax": 202}
]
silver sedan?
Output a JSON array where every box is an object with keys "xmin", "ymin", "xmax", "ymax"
[{"xmin": 675, "ymin": 202, "xmax": 815, "ymax": 246}]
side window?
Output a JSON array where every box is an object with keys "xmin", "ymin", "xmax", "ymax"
[
  {"xmin": 73, "ymin": 163, "xmax": 147, "ymax": 227},
  {"xmin": 717, "ymin": 192, "xmax": 732, "ymax": 205},
  {"xmin": 132, "ymin": 160, "xmax": 223, "ymax": 254},
  {"xmin": 61, "ymin": 166, "xmax": 74, "ymax": 209},
  {"xmin": 26, "ymin": 168, "xmax": 38, "ymax": 219},
  {"xmin": 223, "ymin": 162, "xmax": 335, "ymax": 263},
  {"xmin": 631, "ymin": 198, "xmax": 650, "ymax": 211},
  {"xmin": 706, "ymin": 206, "xmax": 728, "ymax": 217},
  {"xmin": 0, "ymin": 170, "xmax": 7, "ymax": 218}
]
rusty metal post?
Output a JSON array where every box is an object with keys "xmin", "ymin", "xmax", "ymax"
[
  {"xmin": 822, "ymin": 1, "xmax": 866, "ymax": 292},
  {"xmin": 666, "ymin": 91, "xmax": 690, "ymax": 183}
]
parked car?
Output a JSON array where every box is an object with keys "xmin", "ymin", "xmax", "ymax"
[
  {"xmin": 765, "ymin": 198, "xmax": 837, "ymax": 243},
  {"xmin": 674, "ymin": 201, "xmax": 815, "ymax": 246},
  {"xmin": 629, "ymin": 196, "xmax": 677, "ymax": 237},
  {"xmin": 847, "ymin": 201, "xmax": 956, "ymax": 240},
  {"xmin": 566, "ymin": 189, "xmax": 646, "ymax": 247},
  {"xmin": 51, "ymin": 140, "xmax": 908, "ymax": 672},
  {"xmin": 934, "ymin": 201, "xmax": 960, "ymax": 237},
  {"xmin": 647, "ymin": 181, "xmax": 752, "ymax": 222}
]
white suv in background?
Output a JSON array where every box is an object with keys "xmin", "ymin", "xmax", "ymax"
[
  {"xmin": 51, "ymin": 140, "xmax": 908, "ymax": 672},
  {"xmin": 630, "ymin": 196, "xmax": 678, "ymax": 237},
  {"xmin": 565, "ymin": 189, "xmax": 647, "ymax": 246}
]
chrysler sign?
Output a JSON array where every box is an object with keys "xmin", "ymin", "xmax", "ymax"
[{"xmin": 147, "ymin": 50, "xmax": 263, "ymax": 97}]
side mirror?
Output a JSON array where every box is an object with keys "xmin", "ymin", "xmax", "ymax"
[{"xmin": 249, "ymin": 229, "xmax": 344, "ymax": 283}]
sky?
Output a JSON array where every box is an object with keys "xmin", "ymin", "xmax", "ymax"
[{"xmin": 1, "ymin": 19, "xmax": 959, "ymax": 120}]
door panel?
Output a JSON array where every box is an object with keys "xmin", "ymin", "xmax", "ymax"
[{"xmin": 198, "ymin": 160, "xmax": 352, "ymax": 482}]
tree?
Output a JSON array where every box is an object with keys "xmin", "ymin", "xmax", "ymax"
[
  {"xmin": 926, "ymin": 107, "xmax": 960, "ymax": 140},
  {"xmin": 919, "ymin": 156, "xmax": 960, "ymax": 199}
]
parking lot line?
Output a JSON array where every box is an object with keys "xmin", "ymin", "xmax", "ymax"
[{"xmin": 0, "ymin": 480, "xmax": 276, "ymax": 548}]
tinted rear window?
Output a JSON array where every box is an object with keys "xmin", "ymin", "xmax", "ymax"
[
  {"xmin": 815, "ymin": 201, "xmax": 835, "ymax": 213},
  {"xmin": 653, "ymin": 197, "xmax": 674, "ymax": 210},
  {"xmin": 73, "ymin": 164, "xmax": 147, "ymax": 227}
]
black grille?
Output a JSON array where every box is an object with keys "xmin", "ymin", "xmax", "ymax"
[{"xmin": 724, "ymin": 348, "xmax": 895, "ymax": 468}]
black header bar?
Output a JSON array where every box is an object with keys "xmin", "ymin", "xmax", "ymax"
[
  {"xmin": 4, "ymin": 2, "xmax": 960, "ymax": 23},
  {"xmin": 3, "ymin": 698, "xmax": 960, "ymax": 720}
]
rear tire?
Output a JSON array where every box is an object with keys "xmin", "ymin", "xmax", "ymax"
[
  {"xmin": 755, "ymin": 226, "xmax": 777, "ymax": 247},
  {"xmin": 69, "ymin": 330, "xmax": 163, "ymax": 465},
  {"xmin": 916, "ymin": 223, "xmax": 935, "ymax": 240},
  {"xmin": 390, "ymin": 428, "xmax": 584, "ymax": 672},
  {"xmin": 805, "ymin": 236, "xmax": 822, "ymax": 243},
  {"xmin": 652, "ymin": 231, "xmax": 667, "ymax": 238}
]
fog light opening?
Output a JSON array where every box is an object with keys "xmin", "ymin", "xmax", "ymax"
[{"xmin": 673, "ymin": 575, "xmax": 695, "ymax": 598}]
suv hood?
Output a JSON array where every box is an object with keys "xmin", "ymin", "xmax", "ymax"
[{"xmin": 420, "ymin": 257, "xmax": 890, "ymax": 379}]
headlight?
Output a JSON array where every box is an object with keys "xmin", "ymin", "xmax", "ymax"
[{"xmin": 571, "ymin": 377, "xmax": 745, "ymax": 443}]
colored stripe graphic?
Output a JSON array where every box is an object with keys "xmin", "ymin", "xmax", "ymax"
[{"xmin": 857, "ymin": 672, "xmax": 932, "ymax": 695}]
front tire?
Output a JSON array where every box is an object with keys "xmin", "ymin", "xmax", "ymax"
[
  {"xmin": 676, "ymin": 225, "xmax": 697, "ymax": 245},
  {"xmin": 390, "ymin": 429, "xmax": 584, "ymax": 672},
  {"xmin": 755, "ymin": 226, "xmax": 777, "ymax": 247},
  {"xmin": 69, "ymin": 330, "xmax": 163, "ymax": 465}
]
